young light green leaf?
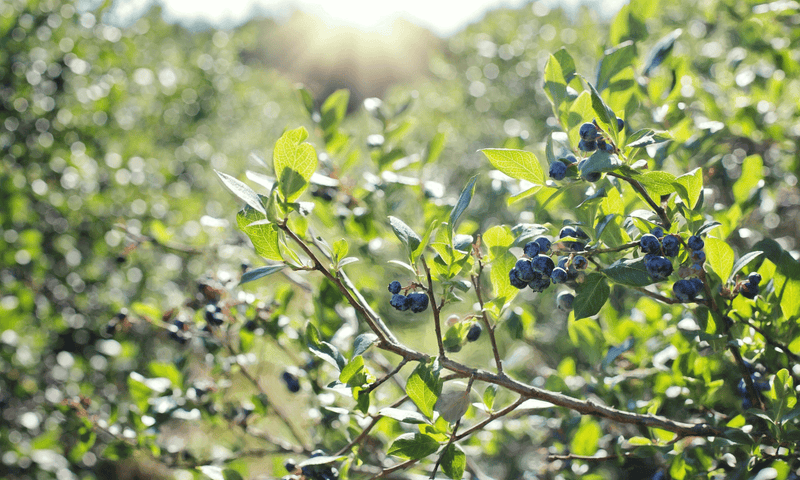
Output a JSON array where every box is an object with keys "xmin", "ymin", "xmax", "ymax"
[
  {"xmin": 320, "ymin": 89, "xmax": 349, "ymax": 134},
  {"xmin": 732, "ymin": 154, "xmax": 764, "ymax": 204},
  {"xmin": 571, "ymin": 418, "xmax": 602, "ymax": 456},
  {"xmin": 705, "ymin": 237, "xmax": 734, "ymax": 283},
  {"xmin": 480, "ymin": 149, "xmax": 544, "ymax": 186},
  {"xmin": 449, "ymin": 176, "xmax": 478, "ymax": 231},
  {"xmin": 441, "ymin": 444, "xmax": 466, "ymax": 480},
  {"xmin": 406, "ymin": 360, "xmax": 442, "ymax": 419},
  {"xmin": 332, "ymin": 238, "xmax": 348, "ymax": 263},
  {"xmin": 424, "ymin": 131, "xmax": 447, "ymax": 166},
  {"xmin": 240, "ymin": 265, "xmax": 284, "ymax": 285},
  {"xmin": 596, "ymin": 41, "xmax": 635, "ymax": 92},
  {"xmin": 675, "ymin": 168, "xmax": 703, "ymax": 209},
  {"xmin": 215, "ymin": 170, "xmax": 266, "ymax": 215},
  {"xmin": 387, "ymin": 433, "xmax": 440, "ymax": 460},
  {"xmin": 297, "ymin": 86, "xmax": 315, "ymax": 116},
  {"xmin": 339, "ymin": 355, "xmax": 365, "ymax": 386},
  {"xmin": 729, "ymin": 251, "xmax": 763, "ymax": 282},
  {"xmin": 483, "ymin": 384, "xmax": 498, "ymax": 410},
  {"xmin": 389, "ymin": 216, "xmax": 422, "ymax": 253},
  {"xmin": 237, "ymin": 206, "xmax": 282, "ymax": 261},
  {"xmin": 635, "ymin": 171, "xmax": 677, "ymax": 196},
  {"xmin": 273, "ymin": 126, "xmax": 317, "ymax": 203},
  {"xmin": 573, "ymin": 273, "xmax": 610, "ymax": 320}
]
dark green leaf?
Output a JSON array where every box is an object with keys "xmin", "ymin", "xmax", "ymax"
[
  {"xmin": 643, "ymin": 29, "xmax": 681, "ymax": 77},
  {"xmin": 405, "ymin": 360, "xmax": 442, "ymax": 418},
  {"xmin": 580, "ymin": 150, "xmax": 624, "ymax": 177},
  {"xmin": 449, "ymin": 176, "xmax": 478, "ymax": 231},
  {"xmin": 596, "ymin": 41, "xmax": 636, "ymax": 92},
  {"xmin": 102, "ymin": 440, "xmax": 134, "ymax": 461},
  {"xmin": 585, "ymin": 80, "xmax": 616, "ymax": 137},
  {"xmin": 573, "ymin": 273, "xmax": 610, "ymax": 320},
  {"xmin": 222, "ymin": 469, "xmax": 244, "ymax": 480},
  {"xmin": 441, "ymin": 444, "xmax": 466, "ymax": 480},
  {"xmin": 387, "ymin": 433, "xmax": 440, "ymax": 460},
  {"xmin": 297, "ymin": 86, "xmax": 315, "ymax": 116},
  {"xmin": 240, "ymin": 265, "xmax": 284, "ymax": 285},
  {"xmin": 320, "ymin": 89, "xmax": 349, "ymax": 135},
  {"xmin": 729, "ymin": 251, "xmax": 763, "ymax": 282},
  {"xmin": 626, "ymin": 129, "xmax": 672, "ymax": 148},
  {"xmin": 602, "ymin": 257, "xmax": 654, "ymax": 287}
]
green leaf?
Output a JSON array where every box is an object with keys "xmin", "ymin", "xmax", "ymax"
[
  {"xmin": 625, "ymin": 128, "xmax": 672, "ymax": 148},
  {"xmin": 480, "ymin": 149, "xmax": 544, "ymax": 186},
  {"xmin": 483, "ymin": 385, "xmax": 498, "ymax": 410},
  {"xmin": 307, "ymin": 323, "xmax": 346, "ymax": 371},
  {"xmin": 705, "ymin": 237, "xmax": 734, "ymax": 283},
  {"xmin": 389, "ymin": 216, "xmax": 422, "ymax": 253},
  {"xmin": 596, "ymin": 41, "xmax": 636, "ymax": 92},
  {"xmin": 635, "ymin": 171, "xmax": 677, "ymax": 196},
  {"xmin": 127, "ymin": 373, "xmax": 153, "ymax": 412},
  {"xmin": 102, "ymin": 440, "xmax": 134, "ymax": 461},
  {"xmin": 580, "ymin": 150, "xmax": 624, "ymax": 177},
  {"xmin": 297, "ymin": 86, "xmax": 315, "ymax": 116},
  {"xmin": 237, "ymin": 205, "xmax": 282, "ymax": 261},
  {"xmin": 568, "ymin": 319, "xmax": 605, "ymax": 365},
  {"xmin": 378, "ymin": 407, "xmax": 430, "ymax": 425},
  {"xmin": 406, "ymin": 360, "xmax": 442, "ymax": 419},
  {"xmin": 585, "ymin": 80, "xmax": 617, "ymax": 138},
  {"xmin": 643, "ymin": 28, "xmax": 681, "ymax": 77},
  {"xmin": 483, "ymin": 225, "xmax": 515, "ymax": 261},
  {"xmin": 602, "ymin": 257, "xmax": 654, "ymax": 287},
  {"xmin": 215, "ymin": 170, "xmax": 266, "ymax": 215},
  {"xmin": 424, "ymin": 132, "xmax": 447, "ymax": 166},
  {"xmin": 320, "ymin": 89, "xmax": 349, "ymax": 135},
  {"xmin": 147, "ymin": 362, "xmax": 182, "ymax": 388},
  {"xmin": 441, "ymin": 444, "xmax": 466, "ymax": 480},
  {"xmin": 434, "ymin": 390, "xmax": 470, "ymax": 423},
  {"xmin": 352, "ymin": 333, "xmax": 378, "ymax": 358},
  {"xmin": 222, "ymin": 469, "xmax": 244, "ymax": 480},
  {"xmin": 449, "ymin": 176, "xmax": 478, "ymax": 231},
  {"xmin": 573, "ymin": 273, "xmax": 610, "ymax": 320},
  {"xmin": 571, "ymin": 418, "xmax": 602, "ymax": 456},
  {"xmin": 544, "ymin": 48, "xmax": 577, "ymax": 118},
  {"xmin": 273, "ymin": 126, "xmax": 318, "ymax": 203},
  {"xmin": 729, "ymin": 251, "xmax": 763, "ymax": 282},
  {"xmin": 675, "ymin": 168, "xmax": 703, "ymax": 209},
  {"xmin": 332, "ymin": 238, "xmax": 348, "ymax": 263},
  {"xmin": 387, "ymin": 433, "xmax": 440, "ymax": 460},
  {"xmin": 339, "ymin": 355, "xmax": 365, "ymax": 386},
  {"xmin": 732, "ymin": 154, "xmax": 764, "ymax": 204},
  {"xmin": 240, "ymin": 265, "xmax": 284, "ymax": 285}
]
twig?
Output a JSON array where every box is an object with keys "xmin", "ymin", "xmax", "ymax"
[
  {"xmin": 366, "ymin": 359, "xmax": 409, "ymax": 394},
  {"xmin": 471, "ymin": 268, "xmax": 503, "ymax": 374},
  {"xmin": 420, "ymin": 256, "xmax": 445, "ymax": 359},
  {"xmin": 608, "ymin": 173, "xmax": 671, "ymax": 230},
  {"xmin": 335, "ymin": 395, "xmax": 409, "ymax": 457}
]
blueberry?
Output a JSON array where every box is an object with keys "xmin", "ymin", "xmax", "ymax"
[
  {"xmin": 245, "ymin": 320, "xmax": 257, "ymax": 331},
  {"xmin": 284, "ymin": 460, "xmax": 296, "ymax": 473},
  {"xmin": 616, "ymin": 117, "xmax": 625, "ymax": 131},
  {"xmin": 596, "ymin": 137, "xmax": 607, "ymax": 150},
  {"xmin": 559, "ymin": 226, "xmax": 576, "ymax": 239},
  {"xmin": 557, "ymin": 256, "xmax": 569, "ymax": 268},
  {"xmin": 687, "ymin": 235, "xmax": 704, "ymax": 251},
  {"xmin": 640, "ymin": 234, "xmax": 661, "ymax": 255},
  {"xmin": 748, "ymin": 272, "xmax": 762, "ymax": 286},
  {"xmin": 105, "ymin": 321, "xmax": 117, "ymax": 336},
  {"xmin": 523, "ymin": 241, "xmax": 540, "ymax": 258},
  {"xmin": 528, "ymin": 273, "xmax": 550, "ymax": 292},
  {"xmin": 515, "ymin": 259, "xmax": 535, "ymax": 283},
  {"xmin": 205, "ymin": 304, "xmax": 224, "ymax": 325},
  {"xmin": 673, "ymin": 279, "xmax": 699, "ymax": 302},
  {"xmin": 531, "ymin": 255, "xmax": 555, "ymax": 277},
  {"xmin": 574, "ymin": 228, "xmax": 589, "ymax": 240},
  {"xmin": 408, "ymin": 293, "xmax": 429, "ymax": 313},
  {"xmin": 533, "ymin": 237, "xmax": 552, "ymax": 253},
  {"xmin": 466, "ymin": 323, "xmax": 482, "ymax": 342},
  {"xmin": 691, "ymin": 250, "xmax": 706, "ymax": 264},
  {"xmin": 509, "ymin": 269, "xmax": 529, "ymax": 289},
  {"xmin": 661, "ymin": 235, "xmax": 680, "ymax": 257},
  {"xmin": 563, "ymin": 154, "xmax": 578, "ymax": 164},
  {"xmin": 579, "ymin": 122, "xmax": 598, "ymax": 140},
  {"xmin": 388, "ymin": 281, "xmax": 401, "ymax": 294},
  {"xmin": 650, "ymin": 227, "xmax": 664, "ymax": 238},
  {"xmin": 549, "ymin": 161, "xmax": 567, "ymax": 180},
  {"xmin": 282, "ymin": 371, "xmax": 300, "ymax": 393},
  {"xmin": 578, "ymin": 139, "xmax": 597, "ymax": 152},
  {"xmin": 556, "ymin": 291, "xmax": 575, "ymax": 311},
  {"xmin": 689, "ymin": 277, "xmax": 704, "ymax": 294},
  {"xmin": 550, "ymin": 267, "xmax": 568, "ymax": 284},
  {"xmin": 390, "ymin": 294, "xmax": 411, "ymax": 311},
  {"xmin": 740, "ymin": 281, "xmax": 759, "ymax": 299},
  {"xmin": 644, "ymin": 254, "xmax": 673, "ymax": 280},
  {"xmin": 559, "ymin": 226, "xmax": 586, "ymax": 251}
]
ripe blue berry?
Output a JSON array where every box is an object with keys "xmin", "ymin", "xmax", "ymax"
[
  {"xmin": 691, "ymin": 250, "xmax": 706, "ymax": 264},
  {"xmin": 466, "ymin": 323, "xmax": 482, "ymax": 342},
  {"xmin": 650, "ymin": 227, "xmax": 664, "ymax": 238},
  {"xmin": 689, "ymin": 277, "xmax": 703, "ymax": 293},
  {"xmin": 673, "ymin": 279, "xmax": 700, "ymax": 302},
  {"xmin": 528, "ymin": 273, "xmax": 550, "ymax": 292},
  {"xmin": 563, "ymin": 154, "xmax": 578, "ymax": 164},
  {"xmin": 534, "ymin": 237, "xmax": 552, "ymax": 253},
  {"xmin": 661, "ymin": 235, "xmax": 680, "ymax": 257},
  {"xmin": 740, "ymin": 281, "xmax": 759, "ymax": 299},
  {"xmin": 388, "ymin": 281, "xmax": 401, "ymax": 294},
  {"xmin": 748, "ymin": 272, "xmax": 762, "ymax": 286},
  {"xmin": 550, "ymin": 267, "xmax": 568, "ymax": 284},
  {"xmin": 282, "ymin": 371, "xmax": 301, "ymax": 393},
  {"xmin": 408, "ymin": 293, "xmax": 429, "ymax": 313},
  {"xmin": 572, "ymin": 255, "xmax": 588, "ymax": 270},
  {"xmin": 390, "ymin": 294, "xmax": 411, "ymax": 311},
  {"xmin": 557, "ymin": 256, "xmax": 568, "ymax": 268},
  {"xmin": 616, "ymin": 117, "xmax": 625, "ymax": 131},
  {"xmin": 531, "ymin": 255, "xmax": 555, "ymax": 277},
  {"xmin": 644, "ymin": 254, "xmax": 673, "ymax": 280},
  {"xmin": 640, "ymin": 234, "xmax": 661, "ymax": 255},
  {"xmin": 556, "ymin": 291, "xmax": 575, "ymax": 311},
  {"xmin": 515, "ymin": 259, "xmax": 535, "ymax": 283},
  {"xmin": 578, "ymin": 139, "xmax": 597, "ymax": 152},
  {"xmin": 687, "ymin": 235, "xmax": 704, "ymax": 251},
  {"xmin": 559, "ymin": 226, "xmax": 586, "ymax": 251},
  {"xmin": 509, "ymin": 269, "xmax": 528, "ymax": 289},
  {"xmin": 596, "ymin": 137, "xmax": 607, "ymax": 150},
  {"xmin": 523, "ymin": 241, "xmax": 540, "ymax": 258},
  {"xmin": 284, "ymin": 460, "xmax": 297, "ymax": 473},
  {"xmin": 579, "ymin": 122, "xmax": 598, "ymax": 140},
  {"xmin": 549, "ymin": 161, "xmax": 567, "ymax": 180}
]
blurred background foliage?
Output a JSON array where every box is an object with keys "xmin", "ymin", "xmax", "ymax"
[{"xmin": 1, "ymin": 0, "xmax": 799, "ymax": 479}]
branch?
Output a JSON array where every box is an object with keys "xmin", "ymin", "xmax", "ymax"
[
  {"xmin": 471, "ymin": 269, "xmax": 503, "ymax": 374},
  {"xmin": 335, "ymin": 395, "xmax": 409, "ymax": 457},
  {"xmin": 366, "ymin": 359, "xmax": 409, "ymax": 394},
  {"xmin": 608, "ymin": 173, "xmax": 671, "ymax": 230},
  {"xmin": 420, "ymin": 256, "xmax": 445, "ymax": 359}
]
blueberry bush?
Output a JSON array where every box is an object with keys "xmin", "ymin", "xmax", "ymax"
[{"xmin": 3, "ymin": 0, "xmax": 800, "ymax": 480}]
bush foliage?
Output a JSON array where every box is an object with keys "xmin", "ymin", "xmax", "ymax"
[{"xmin": 2, "ymin": 0, "xmax": 799, "ymax": 479}]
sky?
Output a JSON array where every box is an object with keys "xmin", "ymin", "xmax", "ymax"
[{"xmin": 107, "ymin": 0, "xmax": 627, "ymax": 37}]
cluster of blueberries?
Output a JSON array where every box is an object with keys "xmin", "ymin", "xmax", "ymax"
[
  {"xmin": 548, "ymin": 119, "xmax": 625, "ymax": 183},
  {"xmin": 506, "ymin": 228, "xmax": 591, "ymax": 311},
  {"xmin": 388, "ymin": 281, "xmax": 429, "ymax": 313},
  {"xmin": 168, "ymin": 318, "xmax": 191, "ymax": 344},
  {"xmin": 637, "ymin": 227, "xmax": 704, "ymax": 302},
  {"xmin": 736, "ymin": 362, "xmax": 770, "ymax": 410},
  {"xmin": 284, "ymin": 450, "xmax": 339, "ymax": 480},
  {"xmin": 738, "ymin": 272, "xmax": 762, "ymax": 300}
]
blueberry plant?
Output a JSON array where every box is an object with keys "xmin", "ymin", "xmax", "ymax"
[{"xmin": 202, "ymin": 42, "xmax": 800, "ymax": 478}]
